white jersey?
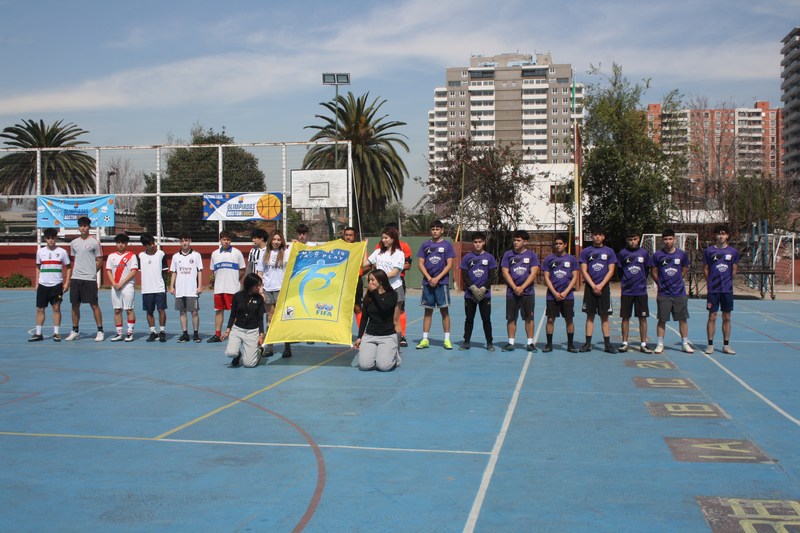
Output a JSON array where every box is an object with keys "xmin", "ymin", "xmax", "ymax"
[
  {"xmin": 367, "ymin": 248, "xmax": 405, "ymax": 289},
  {"xmin": 36, "ymin": 246, "xmax": 71, "ymax": 287},
  {"xmin": 105, "ymin": 251, "xmax": 139, "ymax": 290},
  {"xmin": 247, "ymin": 246, "xmax": 267, "ymax": 275},
  {"xmin": 256, "ymin": 248, "xmax": 288, "ymax": 292},
  {"xmin": 210, "ymin": 246, "xmax": 245, "ymax": 294},
  {"xmin": 138, "ymin": 250, "xmax": 168, "ymax": 294},
  {"xmin": 170, "ymin": 250, "xmax": 203, "ymax": 298}
]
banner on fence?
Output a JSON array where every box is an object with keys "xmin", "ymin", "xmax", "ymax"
[
  {"xmin": 202, "ymin": 193, "xmax": 283, "ymax": 221},
  {"xmin": 36, "ymin": 195, "xmax": 116, "ymax": 228},
  {"xmin": 264, "ymin": 240, "xmax": 366, "ymax": 345}
]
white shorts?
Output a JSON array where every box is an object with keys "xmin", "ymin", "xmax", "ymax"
[{"xmin": 111, "ymin": 286, "xmax": 135, "ymax": 310}]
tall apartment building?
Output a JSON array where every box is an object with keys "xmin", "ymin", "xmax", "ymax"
[
  {"xmin": 647, "ymin": 101, "xmax": 783, "ymax": 207},
  {"xmin": 782, "ymin": 27, "xmax": 800, "ymax": 176},
  {"xmin": 428, "ymin": 53, "xmax": 584, "ymax": 167}
]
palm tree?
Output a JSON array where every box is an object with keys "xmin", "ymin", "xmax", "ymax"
[
  {"xmin": 0, "ymin": 119, "xmax": 96, "ymax": 198},
  {"xmin": 303, "ymin": 92, "xmax": 409, "ymax": 215}
]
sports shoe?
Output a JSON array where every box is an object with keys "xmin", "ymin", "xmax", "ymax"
[
  {"xmin": 159, "ymin": 331, "xmax": 166, "ymax": 343},
  {"xmin": 640, "ymin": 345, "xmax": 653, "ymax": 354},
  {"xmin": 604, "ymin": 344, "xmax": 618, "ymax": 354},
  {"xmin": 459, "ymin": 342, "xmax": 471, "ymax": 351},
  {"xmin": 704, "ymin": 345, "xmax": 715, "ymax": 355},
  {"xmin": 486, "ymin": 344, "xmax": 496, "ymax": 352},
  {"xmin": 28, "ymin": 334, "xmax": 44, "ymax": 342},
  {"xmin": 579, "ymin": 343, "xmax": 592, "ymax": 353},
  {"xmin": 193, "ymin": 333, "xmax": 201, "ymax": 343},
  {"xmin": 52, "ymin": 334, "xmax": 61, "ymax": 342},
  {"xmin": 399, "ymin": 336, "xmax": 408, "ymax": 348},
  {"xmin": 146, "ymin": 332, "xmax": 158, "ymax": 342},
  {"xmin": 542, "ymin": 344, "xmax": 553, "ymax": 353},
  {"xmin": 722, "ymin": 345, "xmax": 736, "ymax": 355},
  {"xmin": 654, "ymin": 344, "xmax": 664, "ymax": 354},
  {"xmin": 177, "ymin": 332, "xmax": 190, "ymax": 343},
  {"xmin": 526, "ymin": 343, "xmax": 538, "ymax": 352},
  {"xmin": 125, "ymin": 333, "xmax": 134, "ymax": 342},
  {"xmin": 65, "ymin": 331, "xmax": 80, "ymax": 341},
  {"xmin": 110, "ymin": 333, "xmax": 125, "ymax": 342},
  {"xmin": 443, "ymin": 339, "xmax": 453, "ymax": 350},
  {"xmin": 282, "ymin": 346, "xmax": 293, "ymax": 358},
  {"xmin": 567, "ymin": 345, "xmax": 579, "ymax": 353},
  {"xmin": 682, "ymin": 342, "xmax": 694, "ymax": 354},
  {"xmin": 230, "ymin": 355, "xmax": 241, "ymax": 367},
  {"xmin": 501, "ymin": 343, "xmax": 515, "ymax": 352},
  {"xmin": 94, "ymin": 331, "xmax": 104, "ymax": 342},
  {"xmin": 416, "ymin": 339, "xmax": 430, "ymax": 349},
  {"xmin": 206, "ymin": 335, "xmax": 222, "ymax": 343},
  {"xmin": 618, "ymin": 343, "xmax": 629, "ymax": 352}
]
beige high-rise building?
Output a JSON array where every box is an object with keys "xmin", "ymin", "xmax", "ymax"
[
  {"xmin": 428, "ymin": 52, "xmax": 584, "ymax": 167},
  {"xmin": 782, "ymin": 27, "xmax": 800, "ymax": 176}
]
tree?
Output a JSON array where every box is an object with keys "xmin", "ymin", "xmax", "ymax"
[
  {"xmin": 721, "ymin": 174, "xmax": 793, "ymax": 231},
  {"xmin": 135, "ymin": 127, "xmax": 266, "ymax": 240},
  {"xmin": 582, "ymin": 64, "xmax": 680, "ymax": 248},
  {"xmin": 303, "ymin": 92, "xmax": 409, "ymax": 217},
  {"xmin": 0, "ymin": 119, "xmax": 96, "ymax": 199},
  {"xmin": 104, "ymin": 157, "xmax": 146, "ymax": 212},
  {"xmin": 420, "ymin": 136, "xmax": 537, "ymax": 259}
]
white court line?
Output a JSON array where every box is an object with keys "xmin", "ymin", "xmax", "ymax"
[
  {"xmin": 665, "ymin": 323, "xmax": 800, "ymax": 428},
  {"xmin": 159, "ymin": 438, "xmax": 490, "ymax": 455}
]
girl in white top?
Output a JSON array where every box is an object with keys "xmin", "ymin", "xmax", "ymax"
[
  {"xmin": 363, "ymin": 227, "xmax": 406, "ymax": 340},
  {"xmin": 255, "ymin": 229, "xmax": 292, "ymax": 357}
]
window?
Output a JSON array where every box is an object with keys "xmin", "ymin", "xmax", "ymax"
[
  {"xmin": 460, "ymin": 111, "xmax": 467, "ymax": 117},
  {"xmin": 460, "ymin": 90, "xmax": 466, "ymax": 97},
  {"xmin": 449, "ymin": 111, "xmax": 456, "ymax": 117},
  {"xmin": 552, "ymin": 98, "xmax": 558, "ymax": 104},
  {"xmin": 449, "ymin": 91, "xmax": 455, "ymax": 97},
  {"xmin": 460, "ymin": 121, "xmax": 466, "ymax": 127}
]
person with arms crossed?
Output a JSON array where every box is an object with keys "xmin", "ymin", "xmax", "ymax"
[
  {"xmin": 703, "ymin": 225, "xmax": 739, "ymax": 355},
  {"xmin": 651, "ymin": 228, "xmax": 693, "ymax": 354},
  {"xmin": 541, "ymin": 234, "xmax": 579, "ymax": 353},
  {"xmin": 579, "ymin": 228, "xmax": 617, "ymax": 353},
  {"xmin": 459, "ymin": 231, "xmax": 497, "ymax": 351},
  {"xmin": 416, "ymin": 220, "xmax": 456, "ymax": 350},
  {"xmin": 500, "ymin": 230, "xmax": 540, "ymax": 352},
  {"xmin": 65, "ymin": 216, "xmax": 104, "ymax": 342},
  {"xmin": 617, "ymin": 231, "xmax": 653, "ymax": 353},
  {"xmin": 247, "ymin": 228, "xmax": 268, "ymax": 275},
  {"xmin": 170, "ymin": 233, "xmax": 203, "ymax": 343},
  {"xmin": 207, "ymin": 231, "xmax": 246, "ymax": 343},
  {"xmin": 138, "ymin": 234, "xmax": 168, "ymax": 342},
  {"xmin": 105, "ymin": 233, "xmax": 138, "ymax": 342},
  {"xmin": 30, "ymin": 227, "xmax": 71, "ymax": 342}
]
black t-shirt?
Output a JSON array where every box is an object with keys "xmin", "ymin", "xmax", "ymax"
[
  {"xmin": 227, "ymin": 291, "xmax": 266, "ymax": 332},
  {"xmin": 358, "ymin": 290, "xmax": 398, "ymax": 338}
]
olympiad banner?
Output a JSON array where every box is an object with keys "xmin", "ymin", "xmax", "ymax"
[
  {"xmin": 36, "ymin": 195, "xmax": 115, "ymax": 228},
  {"xmin": 202, "ymin": 192, "xmax": 283, "ymax": 221},
  {"xmin": 264, "ymin": 240, "xmax": 367, "ymax": 346}
]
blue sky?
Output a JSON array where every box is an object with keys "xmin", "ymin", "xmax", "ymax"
[{"xmin": 0, "ymin": 0, "xmax": 795, "ymax": 208}]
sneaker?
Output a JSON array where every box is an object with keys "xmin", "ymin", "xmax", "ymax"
[
  {"xmin": 52, "ymin": 334, "xmax": 61, "ymax": 342},
  {"xmin": 28, "ymin": 334, "xmax": 44, "ymax": 342},
  {"xmin": 125, "ymin": 333, "xmax": 134, "ymax": 342},
  {"xmin": 193, "ymin": 333, "xmax": 201, "ymax": 343},
  {"xmin": 567, "ymin": 345, "xmax": 579, "ymax": 353},
  {"xmin": 654, "ymin": 344, "xmax": 664, "ymax": 354},
  {"xmin": 206, "ymin": 335, "xmax": 222, "ymax": 343},
  {"xmin": 542, "ymin": 344, "xmax": 553, "ymax": 353},
  {"xmin": 618, "ymin": 343, "xmax": 629, "ymax": 352},
  {"xmin": 501, "ymin": 343, "xmax": 515, "ymax": 352},
  {"xmin": 459, "ymin": 342, "xmax": 471, "ymax": 351},
  {"xmin": 110, "ymin": 333, "xmax": 125, "ymax": 342},
  {"xmin": 399, "ymin": 336, "xmax": 408, "ymax": 348},
  {"xmin": 178, "ymin": 333, "xmax": 190, "ymax": 343},
  {"xmin": 640, "ymin": 345, "xmax": 653, "ymax": 354},
  {"xmin": 443, "ymin": 339, "xmax": 453, "ymax": 350},
  {"xmin": 264, "ymin": 346, "xmax": 275, "ymax": 357},
  {"xmin": 282, "ymin": 346, "xmax": 293, "ymax": 358},
  {"xmin": 579, "ymin": 343, "xmax": 592, "ymax": 353},
  {"xmin": 526, "ymin": 343, "xmax": 538, "ymax": 352},
  {"xmin": 95, "ymin": 331, "xmax": 104, "ymax": 342},
  {"xmin": 65, "ymin": 331, "xmax": 80, "ymax": 341},
  {"xmin": 722, "ymin": 345, "xmax": 736, "ymax": 355},
  {"xmin": 486, "ymin": 344, "xmax": 496, "ymax": 352},
  {"xmin": 682, "ymin": 342, "xmax": 694, "ymax": 354},
  {"xmin": 159, "ymin": 331, "xmax": 166, "ymax": 343},
  {"xmin": 416, "ymin": 339, "xmax": 430, "ymax": 350},
  {"xmin": 604, "ymin": 344, "xmax": 618, "ymax": 354},
  {"xmin": 704, "ymin": 345, "xmax": 715, "ymax": 355},
  {"xmin": 230, "ymin": 355, "xmax": 241, "ymax": 367},
  {"xmin": 146, "ymin": 332, "xmax": 158, "ymax": 342}
]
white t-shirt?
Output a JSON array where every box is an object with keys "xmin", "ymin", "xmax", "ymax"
[
  {"xmin": 36, "ymin": 246, "xmax": 70, "ymax": 287},
  {"xmin": 106, "ymin": 251, "xmax": 139, "ymax": 290},
  {"xmin": 210, "ymin": 246, "xmax": 245, "ymax": 294},
  {"xmin": 170, "ymin": 250, "xmax": 203, "ymax": 298},
  {"xmin": 367, "ymin": 248, "xmax": 405, "ymax": 289},
  {"xmin": 256, "ymin": 248, "xmax": 288, "ymax": 292},
  {"xmin": 138, "ymin": 250, "xmax": 168, "ymax": 294}
]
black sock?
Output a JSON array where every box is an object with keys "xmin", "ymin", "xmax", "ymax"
[
  {"xmin": 708, "ymin": 339, "xmax": 714, "ymax": 346},
  {"xmin": 73, "ymin": 327, "xmax": 79, "ymax": 333},
  {"xmin": 603, "ymin": 336, "xmax": 611, "ymax": 346},
  {"xmin": 546, "ymin": 333, "xmax": 553, "ymax": 345},
  {"xmin": 723, "ymin": 340, "xmax": 730, "ymax": 346},
  {"xmin": 585, "ymin": 336, "xmax": 592, "ymax": 345},
  {"xmin": 97, "ymin": 326, "xmax": 104, "ymax": 332},
  {"xmin": 567, "ymin": 333, "xmax": 574, "ymax": 346}
]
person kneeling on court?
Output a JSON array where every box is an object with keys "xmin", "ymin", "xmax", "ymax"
[
  {"xmin": 221, "ymin": 273, "xmax": 266, "ymax": 368},
  {"xmin": 354, "ymin": 269, "xmax": 400, "ymax": 372}
]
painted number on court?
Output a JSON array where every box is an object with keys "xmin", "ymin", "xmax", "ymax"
[
  {"xmin": 647, "ymin": 402, "xmax": 728, "ymax": 418},
  {"xmin": 697, "ymin": 497, "xmax": 800, "ymax": 532},
  {"xmin": 625, "ymin": 360, "xmax": 676, "ymax": 369},
  {"xmin": 665, "ymin": 438, "xmax": 772, "ymax": 463},
  {"xmin": 633, "ymin": 377, "xmax": 697, "ymax": 389}
]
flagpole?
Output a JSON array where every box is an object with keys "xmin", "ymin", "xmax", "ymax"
[{"xmin": 572, "ymin": 76, "xmax": 583, "ymax": 256}]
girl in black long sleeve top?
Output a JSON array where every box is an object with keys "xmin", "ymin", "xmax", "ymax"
[
  {"xmin": 354, "ymin": 270, "xmax": 400, "ymax": 371},
  {"xmin": 221, "ymin": 273, "xmax": 266, "ymax": 367}
]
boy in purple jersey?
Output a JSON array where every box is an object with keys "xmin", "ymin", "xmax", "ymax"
[
  {"xmin": 579, "ymin": 228, "xmax": 617, "ymax": 353},
  {"xmin": 541, "ymin": 234, "xmax": 579, "ymax": 353},
  {"xmin": 617, "ymin": 231, "xmax": 653, "ymax": 353},
  {"xmin": 703, "ymin": 225, "xmax": 739, "ymax": 355},
  {"xmin": 459, "ymin": 232, "xmax": 497, "ymax": 351},
  {"xmin": 416, "ymin": 220, "xmax": 456, "ymax": 350},
  {"xmin": 500, "ymin": 230, "xmax": 540, "ymax": 352},
  {"xmin": 650, "ymin": 228, "xmax": 693, "ymax": 354}
]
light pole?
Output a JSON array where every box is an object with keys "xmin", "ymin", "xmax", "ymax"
[
  {"xmin": 106, "ymin": 170, "xmax": 116, "ymax": 195},
  {"xmin": 322, "ymin": 72, "xmax": 350, "ymax": 169}
]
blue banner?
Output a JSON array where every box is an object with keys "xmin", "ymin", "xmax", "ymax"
[
  {"xmin": 202, "ymin": 193, "xmax": 283, "ymax": 221},
  {"xmin": 36, "ymin": 195, "xmax": 116, "ymax": 228}
]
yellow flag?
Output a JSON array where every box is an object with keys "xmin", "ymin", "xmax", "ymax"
[{"xmin": 265, "ymin": 240, "xmax": 366, "ymax": 345}]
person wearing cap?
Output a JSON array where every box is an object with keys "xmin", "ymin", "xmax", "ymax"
[{"xmin": 415, "ymin": 220, "xmax": 456, "ymax": 350}]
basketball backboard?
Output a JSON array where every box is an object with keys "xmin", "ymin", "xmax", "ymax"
[{"xmin": 290, "ymin": 169, "xmax": 348, "ymax": 209}]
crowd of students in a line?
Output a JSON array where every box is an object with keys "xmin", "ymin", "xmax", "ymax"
[{"xmin": 29, "ymin": 216, "xmax": 740, "ymax": 372}]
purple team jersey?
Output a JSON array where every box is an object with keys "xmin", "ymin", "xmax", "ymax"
[
  {"xmin": 460, "ymin": 251, "xmax": 497, "ymax": 300},
  {"xmin": 652, "ymin": 248, "xmax": 690, "ymax": 296},
  {"xmin": 417, "ymin": 239, "xmax": 456, "ymax": 286},
  {"xmin": 617, "ymin": 247, "xmax": 652, "ymax": 296},
  {"xmin": 542, "ymin": 253, "xmax": 578, "ymax": 300},
  {"xmin": 579, "ymin": 245, "xmax": 617, "ymax": 285},
  {"xmin": 703, "ymin": 245, "xmax": 739, "ymax": 294},
  {"xmin": 500, "ymin": 249, "xmax": 540, "ymax": 298}
]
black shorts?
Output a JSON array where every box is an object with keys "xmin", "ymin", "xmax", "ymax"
[
  {"xmin": 619, "ymin": 295, "xmax": 649, "ymax": 319},
  {"xmin": 506, "ymin": 294, "xmax": 535, "ymax": 322},
  {"xmin": 69, "ymin": 279, "xmax": 98, "ymax": 306},
  {"xmin": 36, "ymin": 284, "xmax": 64, "ymax": 308},
  {"xmin": 142, "ymin": 292, "xmax": 168, "ymax": 314},
  {"xmin": 546, "ymin": 299, "xmax": 574, "ymax": 319},
  {"xmin": 582, "ymin": 284, "xmax": 612, "ymax": 316}
]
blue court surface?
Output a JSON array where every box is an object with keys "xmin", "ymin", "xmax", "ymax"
[{"xmin": 1, "ymin": 288, "xmax": 799, "ymax": 532}]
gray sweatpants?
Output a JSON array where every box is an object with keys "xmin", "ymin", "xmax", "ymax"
[
  {"xmin": 225, "ymin": 325, "xmax": 261, "ymax": 368},
  {"xmin": 358, "ymin": 333, "xmax": 399, "ymax": 372}
]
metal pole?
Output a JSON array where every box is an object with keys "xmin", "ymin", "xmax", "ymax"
[{"xmin": 156, "ymin": 148, "xmax": 162, "ymax": 246}]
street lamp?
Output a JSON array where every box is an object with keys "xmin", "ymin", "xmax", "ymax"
[{"xmin": 322, "ymin": 72, "xmax": 350, "ymax": 168}]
